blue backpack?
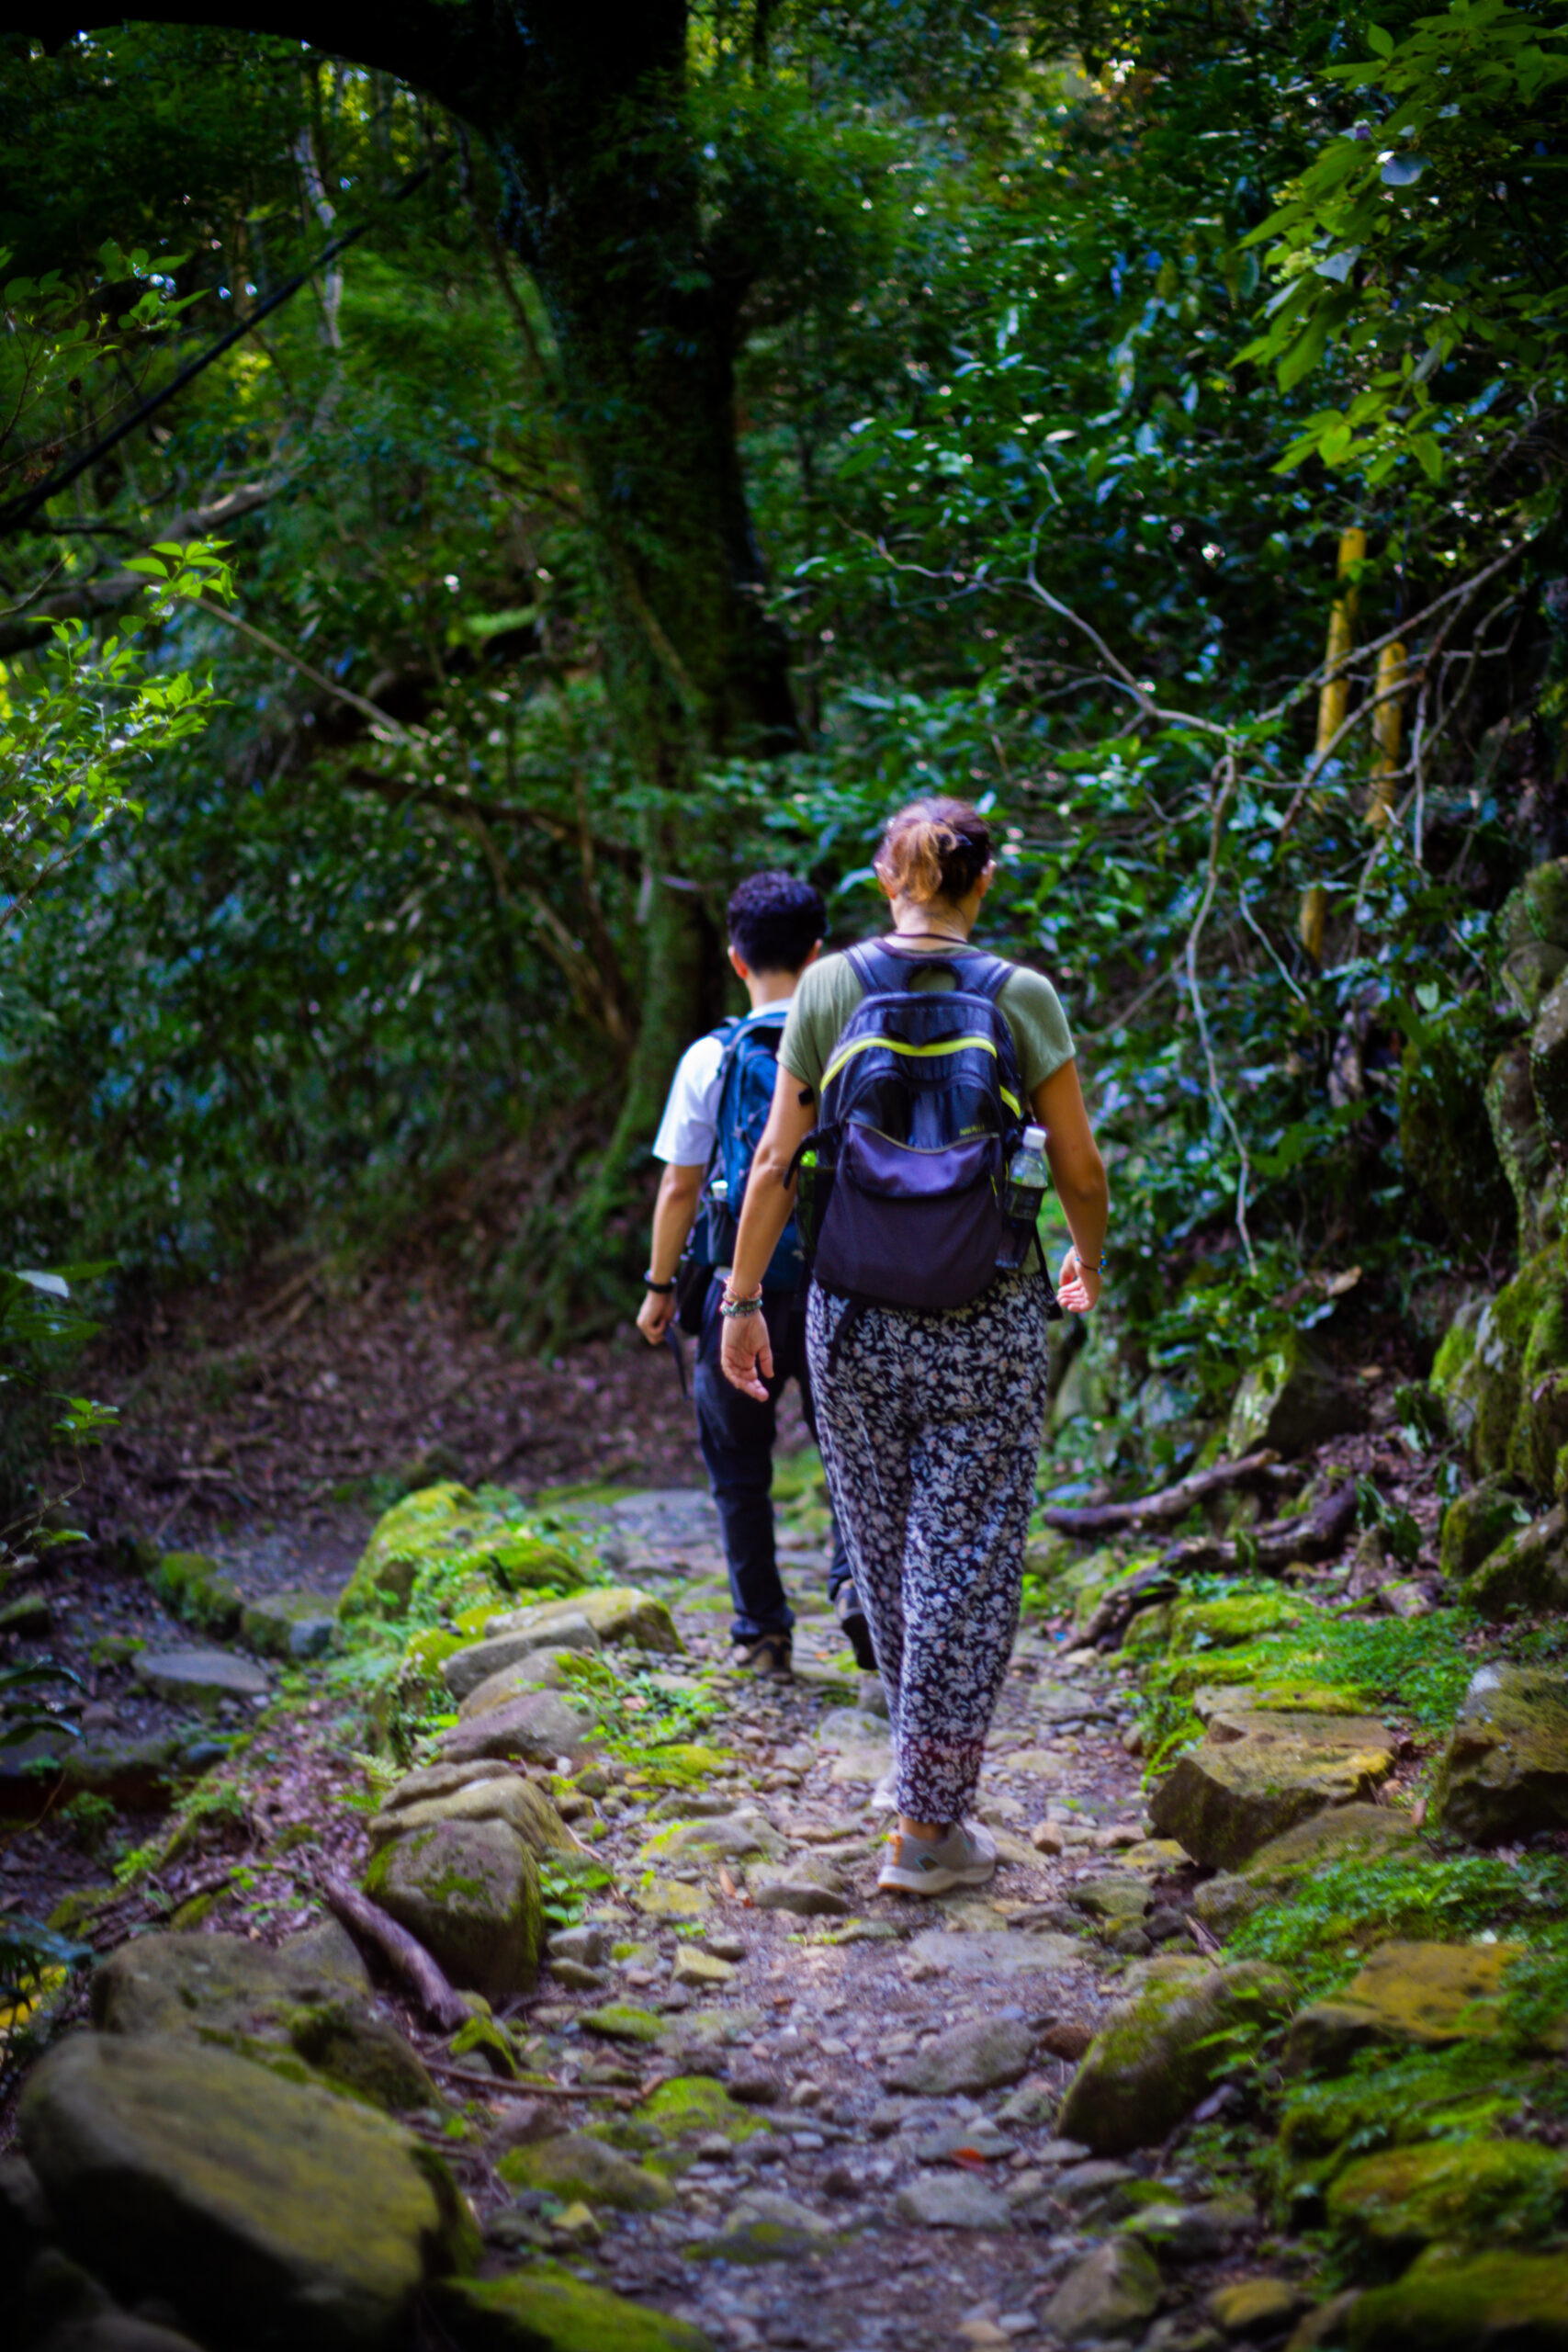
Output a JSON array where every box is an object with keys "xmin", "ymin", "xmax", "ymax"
[
  {"xmin": 795, "ymin": 941, "xmax": 1060, "ymax": 1317},
  {"xmin": 690, "ymin": 1007, "xmax": 805, "ymax": 1295}
]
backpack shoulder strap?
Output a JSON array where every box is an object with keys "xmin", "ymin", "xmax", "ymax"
[
  {"xmin": 952, "ymin": 950, "xmax": 1015, "ymax": 1006},
  {"xmin": 843, "ymin": 940, "xmax": 914, "ymax": 995}
]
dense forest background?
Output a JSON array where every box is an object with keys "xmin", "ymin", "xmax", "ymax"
[{"xmin": 3, "ymin": 0, "xmax": 1566, "ymax": 1513}]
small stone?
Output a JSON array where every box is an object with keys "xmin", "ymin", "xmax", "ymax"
[
  {"xmin": 364, "ymin": 1817, "xmax": 542, "ymax": 2003},
  {"xmin": 1284, "ymin": 2292, "xmax": 1363, "ymax": 2352},
  {"xmin": 1124, "ymin": 2197, "xmax": 1253, "ymax": 2260},
  {"xmin": 499, "ymin": 2130, "xmax": 674, "ymax": 2211},
  {"xmin": 1070, "ymin": 1873, "xmax": 1152, "ymax": 1923},
  {"xmin": 1209, "ymin": 2278, "xmax": 1310, "ymax": 2336},
  {"xmin": 728, "ymin": 2071, "xmax": 781, "ymax": 2107},
  {"xmin": 636, "ymin": 1877, "xmax": 714, "ymax": 1924},
  {"xmin": 749, "ymin": 1860, "xmax": 851, "ymax": 1917},
  {"xmin": 549, "ymin": 1959, "xmax": 604, "ymax": 1991},
  {"xmin": 895, "ymin": 2173, "xmax": 1013, "ymax": 2230},
  {"xmin": 239, "ymin": 1589, "xmax": 338, "ymax": 1659},
  {"xmin": 672, "ymin": 1945, "xmax": 735, "ymax": 1989},
  {"xmin": 438, "ymin": 1690, "xmax": 598, "ymax": 1769},
  {"xmin": 1030, "ymin": 1821, "xmax": 1066, "ymax": 1856},
  {"xmin": 883, "ymin": 2017, "xmax": 1034, "ymax": 2098},
  {"xmin": 910, "ymin": 2118, "xmax": 1015, "ymax": 2163},
  {"xmin": 547, "ymin": 1922, "xmax": 609, "ymax": 1967},
  {"xmin": 703, "ymin": 1932, "xmax": 747, "ymax": 1962},
  {"xmin": 1053, "ymin": 2158, "xmax": 1140, "ymax": 2220},
  {"xmin": 1043, "ymin": 2236, "xmax": 1161, "ymax": 2343},
  {"xmin": 578, "ymin": 2003, "xmax": 665, "ymax": 2044}
]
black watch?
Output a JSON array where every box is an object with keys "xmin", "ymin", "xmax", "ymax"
[{"xmin": 643, "ymin": 1272, "xmax": 677, "ymax": 1295}]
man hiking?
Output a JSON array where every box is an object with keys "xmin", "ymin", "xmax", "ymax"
[{"xmin": 637, "ymin": 872, "xmax": 869, "ymax": 1679}]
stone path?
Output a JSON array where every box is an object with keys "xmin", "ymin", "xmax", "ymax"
[{"xmin": 16, "ymin": 1474, "xmax": 1563, "ymax": 2352}]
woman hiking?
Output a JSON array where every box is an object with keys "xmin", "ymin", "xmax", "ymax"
[{"xmin": 718, "ymin": 797, "xmax": 1109, "ymax": 1897}]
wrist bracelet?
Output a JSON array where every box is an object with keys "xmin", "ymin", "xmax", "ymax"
[
  {"xmin": 643, "ymin": 1272, "xmax": 677, "ymax": 1295},
  {"xmin": 720, "ymin": 1290, "xmax": 764, "ymax": 1318}
]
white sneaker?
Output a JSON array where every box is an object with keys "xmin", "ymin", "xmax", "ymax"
[{"xmin": 877, "ymin": 1820, "xmax": 997, "ymax": 1896}]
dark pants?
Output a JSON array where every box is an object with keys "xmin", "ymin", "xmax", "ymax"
[{"xmin": 694, "ymin": 1277, "xmax": 854, "ymax": 1645}]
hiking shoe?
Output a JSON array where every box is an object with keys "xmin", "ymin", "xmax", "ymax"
[
  {"xmin": 877, "ymin": 1820, "xmax": 997, "ymax": 1897},
  {"xmin": 730, "ymin": 1631, "xmax": 793, "ymax": 1678},
  {"xmin": 836, "ymin": 1581, "xmax": 877, "ymax": 1673}
]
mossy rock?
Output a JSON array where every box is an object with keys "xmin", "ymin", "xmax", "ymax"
[
  {"xmin": 1170, "ymin": 1592, "xmax": 1303, "ymax": 1652},
  {"xmin": 337, "ymin": 1483, "xmax": 510, "ymax": 1622},
  {"xmin": 1284, "ymin": 1940, "xmax": 1527, "ymax": 2077},
  {"xmin": 1535, "ymin": 965, "xmax": 1568, "ymax": 1143},
  {"xmin": 1057, "ymin": 1956, "xmax": 1296, "ymax": 2155},
  {"xmin": 364, "ymin": 1817, "xmax": 542, "ymax": 2001},
  {"xmin": 19, "ymin": 2031, "xmax": 477, "ymax": 2347},
  {"xmin": 1486, "ymin": 1039, "xmax": 1557, "ymax": 1253},
  {"xmin": 498, "ymin": 2130, "xmax": 674, "ymax": 2211},
  {"xmin": 90, "ymin": 1923, "xmax": 434, "ymax": 2113},
  {"xmin": 1226, "ymin": 1332, "xmax": 1362, "ymax": 1459},
  {"xmin": 1461, "ymin": 1505, "xmax": 1568, "ymax": 1616},
  {"xmin": 1327, "ymin": 2135, "xmax": 1568, "ymax": 2267},
  {"xmin": 578, "ymin": 2004, "xmax": 665, "ymax": 2044},
  {"xmin": 1432, "ymin": 1247, "xmax": 1568, "ymax": 1494},
  {"xmin": 1439, "ymin": 1475, "xmax": 1531, "ymax": 1581},
  {"xmin": 1193, "ymin": 1803, "xmax": 1422, "ymax": 1938},
  {"xmin": 1501, "ymin": 856, "xmax": 1568, "ymax": 956},
  {"xmin": 636, "ymin": 2075, "xmax": 769, "ymax": 2146},
  {"xmin": 367, "ymin": 1772, "xmax": 575, "ymax": 1861},
  {"xmin": 1432, "ymin": 1662, "xmax": 1568, "ymax": 1842},
  {"xmin": 152, "ymin": 1553, "xmax": 243, "ymax": 1637},
  {"xmin": 1348, "ymin": 2244, "xmax": 1568, "ymax": 2351},
  {"xmin": 1149, "ymin": 1713, "xmax": 1396, "ymax": 1870},
  {"xmin": 484, "ymin": 1587, "xmax": 683, "ymax": 1658},
  {"xmin": 1022, "ymin": 1529, "xmax": 1077, "ymax": 1583},
  {"xmin": 434, "ymin": 2265, "xmax": 715, "ymax": 2351}
]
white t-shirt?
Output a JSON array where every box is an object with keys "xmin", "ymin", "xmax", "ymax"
[{"xmin": 651, "ymin": 997, "xmax": 795, "ymax": 1167}]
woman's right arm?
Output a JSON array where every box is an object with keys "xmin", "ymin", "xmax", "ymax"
[{"xmin": 1032, "ymin": 1058, "xmax": 1108, "ymax": 1313}]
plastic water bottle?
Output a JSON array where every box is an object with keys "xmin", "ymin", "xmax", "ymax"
[{"xmin": 999, "ymin": 1125, "xmax": 1048, "ymax": 1265}]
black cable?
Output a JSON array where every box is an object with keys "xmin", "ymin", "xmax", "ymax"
[{"xmin": 0, "ymin": 152, "xmax": 445, "ymax": 537}]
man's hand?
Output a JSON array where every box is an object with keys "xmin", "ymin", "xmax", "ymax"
[
  {"xmin": 637, "ymin": 1289, "xmax": 677, "ymax": 1344},
  {"xmin": 1056, "ymin": 1246, "xmax": 1102, "ymax": 1315}
]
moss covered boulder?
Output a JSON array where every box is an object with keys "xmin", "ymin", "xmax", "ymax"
[
  {"xmin": 1432, "ymin": 1245, "xmax": 1568, "ymax": 1495},
  {"xmin": 1227, "ymin": 1333, "xmax": 1363, "ymax": 1458},
  {"xmin": 367, "ymin": 1771, "xmax": 575, "ymax": 1863},
  {"xmin": 1148, "ymin": 1712, "xmax": 1396, "ymax": 1870},
  {"xmin": 483, "ymin": 1586, "xmax": 683, "ymax": 1657},
  {"xmin": 1485, "ymin": 1038, "xmax": 1557, "ymax": 1252},
  {"xmin": 444, "ymin": 1618, "xmax": 600, "ymax": 1705},
  {"xmin": 1057, "ymin": 1956, "xmax": 1295, "ymax": 2155},
  {"xmin": 1284, "ymin": 1940, "xmax": 1522, "ymax": 2075},
  {"xmin": 150, "ymin": 1553, "xmax": 243, "ymax": 1637},
  {"xmin": 18, "ymin": 2032, "xmax": 476, "ymax": 2349},
  {"xmin": 1194, "ymin": 1802, "xmax": 1422, "ymax": 1937},
  {"xmin": 1170, "ymin": 1592, "xmax": 1303, "ymax": 1651},
  {"xmin": 437, "ymin": 1689, "xmax": 600, "ymax": 1770},
  {"xmin": 364, "ymin": 1816, "xmax": 542, "ymax": 2001},
  {"xmin": 1348, "ymin": 2245, "xmax": 1568, "ymax": 2351},
  {"xmin": 434, "ymin": 2264, "xmax": 715, "ymax": 2350},
  {"xmin": 1432, "ymin": 1662, "xmax": 1568, "ymax": 1843},
  {"xmin": 1533, "ymin": 969, "xmax": 1568, "ymax": 1148},
  {"xmin": 1439, "ymin": 1475, "xmax": 1531, "ymax": 1581},
  {"xmin": 239, "ymin": 1590, "xmax": 338, "ymax": 1660},
  {"xmin": 89, "ymin": 1923, "xmax": 433, "ymax": 2111},
  {"xmin": 1327, "ymin": 2136, "xmax": 1568, "ymax": 2267},
  {"xmin": 498, "ymin": 2130, "xmax": 674, "ymax": 2211},
  {"xmin": 1463, "ymin": 1504, "xmax": 1568, "ymax": 1616},
  {"xmin": 337, "ymin": 1483, "xmax": 585, "ymax": 1623}
]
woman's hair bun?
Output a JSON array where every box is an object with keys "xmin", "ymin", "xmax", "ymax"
[{"xmin": 874, "ymin": 797, "xmax": 993, "ymax": 907}]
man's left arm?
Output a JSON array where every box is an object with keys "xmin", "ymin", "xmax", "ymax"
[{"xmin": 637, "ymin": 1162, "xmax": 705, "ymax": 1342}]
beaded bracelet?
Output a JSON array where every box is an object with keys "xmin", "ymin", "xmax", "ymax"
[{"xmin": 720, "ymin": 1290, "xmax": 764, "ymax": 1318}]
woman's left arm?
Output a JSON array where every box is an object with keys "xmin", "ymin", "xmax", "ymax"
[{"xmin": 719, "ymin": 1063, "xmax": 817, "ymax": 1400}]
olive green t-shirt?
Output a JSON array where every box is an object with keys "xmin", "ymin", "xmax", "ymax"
[{"xmin": 779, "ymin": 942, "xmax": 1075, "ymax": 1102}]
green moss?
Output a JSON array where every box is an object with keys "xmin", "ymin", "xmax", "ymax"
[
  {"xmin": 435, "ymin": 2265, "xmax": 713, "ymax": 2352},
  {"xmin": 637, "ymin": 2075, "xmax": 767, "ymax": 2144},
  {"xmin": 1327, "ymin": 2135, "xmax": 1568, "ymax": 2269},
  {"xmin": 1171, "ymin": 1592, "xmax": 1303, "ymax": 1651},
  {"xmin": 621, "ymin": 1743, "xmax": 735, "ymax": 1790},
  {"xmin": 577, "ymin": 2003, "xmax": 664, "ymax": 2043},
  {"xmin": 1439, "ymin": 1475, "xmax": 1531, "ymax": 1581},
  {"xmin": 152, "ymin": 1551, "xmax": 243, "ymax": 1636},
  {"xmin": 1348, "ymin": 2245, "xmax": 1568, "ymax": 2350}
]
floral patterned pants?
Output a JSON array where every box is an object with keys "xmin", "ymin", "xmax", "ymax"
[{"xmin": 806, "ymin": 1272, "xmax": 1052, "ymax": 1826}]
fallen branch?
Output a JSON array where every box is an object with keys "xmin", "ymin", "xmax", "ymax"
[
  {"xmin": 422, "ymin": 2055, "xmax": 626, "ymax": 2101},
  {"xmin": 320, "ymin": 1872, "xmax": 469, "ymax": 2032},
  {"xmin": 1155, "ymin": 1476, "xmax": 1358, "ymax": 1579},
  {"xmin": 1038, "ymin": 1449, "xmax": 1283, "ymax": 1535}
]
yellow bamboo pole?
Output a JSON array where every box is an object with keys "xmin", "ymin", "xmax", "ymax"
[
  {"xmin": 1299, "ymin": 526, "xmax": 1367, "ymax": 961},
  {"xmin": 1368, "ymin": 639, "xmax": 1407, "ymax": 831}
]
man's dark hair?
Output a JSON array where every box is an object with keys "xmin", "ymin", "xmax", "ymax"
[{"xmin": 727, "ymin": 871, "xmax": 825, "ymax": 974}]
